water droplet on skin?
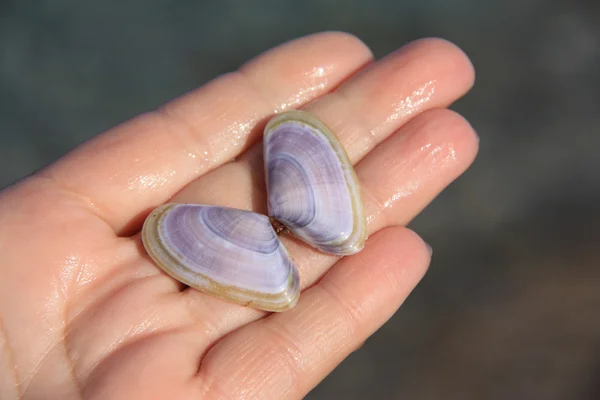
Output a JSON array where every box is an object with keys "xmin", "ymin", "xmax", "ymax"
[
  {"xmin": 128, "ymin": 172, "xmax": 172, "ymax": 191},
  {"xmin": 385, "ymin": 80, "xmax": 437, "ymax": 124},
  {"xmin": 380, "ymin": 141, "xmax": 458, "ymax": 211},
  {"xmin": 277, "ymin": 65, "xmax": 332, "ymax": 111}
]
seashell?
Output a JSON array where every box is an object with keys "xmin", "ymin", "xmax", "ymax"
[
  {"xmin": 142, "ymin": 110, "xmax": 366, "ymax": 312},
  {"xmin": 142, "ymin": 204, "xmax": 300, "ymax": 312},
  {"xmin": 264, "ymin": 110, "xmax": 367, "ymax": 255}
]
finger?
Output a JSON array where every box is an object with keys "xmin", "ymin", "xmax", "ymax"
[
  {"xmin": 40, "ymin": 32, "xmax": 373, "ymax": 234},
  {"xmin": 359, "ymin": 108, "xmax": 479, "ymax": 230},
  {"xmin": 286, "ymin": 108, "xmax": 478, "ymax": 283},
  {"xmin": 174, "ymin": 37, "xmax": 475, "ymax": 212},
  {"xmin": 195, "ymin": 226, "xmax": 430, "ymax": 399},
  {"xmin": 304, "ymin": 37, "xmax": 474, "ymax": 163},
  {"xmin": 176, "ymin": 108, "xmax": 477, "ymax": 336}
]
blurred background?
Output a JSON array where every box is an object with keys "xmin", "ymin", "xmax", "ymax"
[{"xmin": 1, "ymin": 0, "xmax": 599, "ymax": 398}]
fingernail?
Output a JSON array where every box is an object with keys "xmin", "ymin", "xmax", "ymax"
[{"xmin": 425, "ymin": 242, "xmax": 433, "ymax": 256}]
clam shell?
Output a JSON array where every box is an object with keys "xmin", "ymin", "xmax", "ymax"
[
  {"xmin": 142, "ymin": 204, "xmax": 300, "ymax": 312},
  {"xmin": 142, "ymin": 110, "xmax": 367, "ymax": 311},
  {"xmin": 264, "ymin": 110, "xmax": 367, "ymax": 255}
]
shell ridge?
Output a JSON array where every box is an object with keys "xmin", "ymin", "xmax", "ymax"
[{"xmin": 264, "ymin": 110, "xmax": 364, "ymax": 255}]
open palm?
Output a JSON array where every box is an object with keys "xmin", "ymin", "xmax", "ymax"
[{"xmin": 0, "ymin": 33, "xmax": 477, "ymax": 399}]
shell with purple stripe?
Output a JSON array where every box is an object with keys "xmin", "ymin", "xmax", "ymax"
[{"xmin": 264, "ymin": 110, "xmax": 366, "ymax": 255}]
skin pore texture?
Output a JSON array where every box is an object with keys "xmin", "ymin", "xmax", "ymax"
[{"xmin": 0, "ymin": 32, "xmax": 478, "ymax": 399}]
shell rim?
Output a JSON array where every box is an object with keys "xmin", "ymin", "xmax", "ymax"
[
  {"xmin": 141, "ymin": 203, "xmax": 300, "ymax": 312},
  {"xmin": 264, "ymin": 110, "xmax": 368, "ymax": 255}
]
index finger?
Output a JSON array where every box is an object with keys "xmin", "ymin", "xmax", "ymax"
[{"xmin": 40, "ymin": 32, "xmax": 373, "ymax": 234}]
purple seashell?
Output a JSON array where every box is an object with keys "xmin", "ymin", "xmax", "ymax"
[
  {"xmin": 264, "ymin": 110, "xmax": 367, "ymax": 255},
  {"xmin": 142, "ymin": 204, "xmax": 299, "ymax": 312},
  {"xmin": 142, "ymin": 110, "xmax": 366, "ymax": 312}
]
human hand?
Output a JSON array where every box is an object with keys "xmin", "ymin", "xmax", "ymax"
[{"xmin": 0, "ymin": 32, "xmax": 477, "ymax": 399}]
